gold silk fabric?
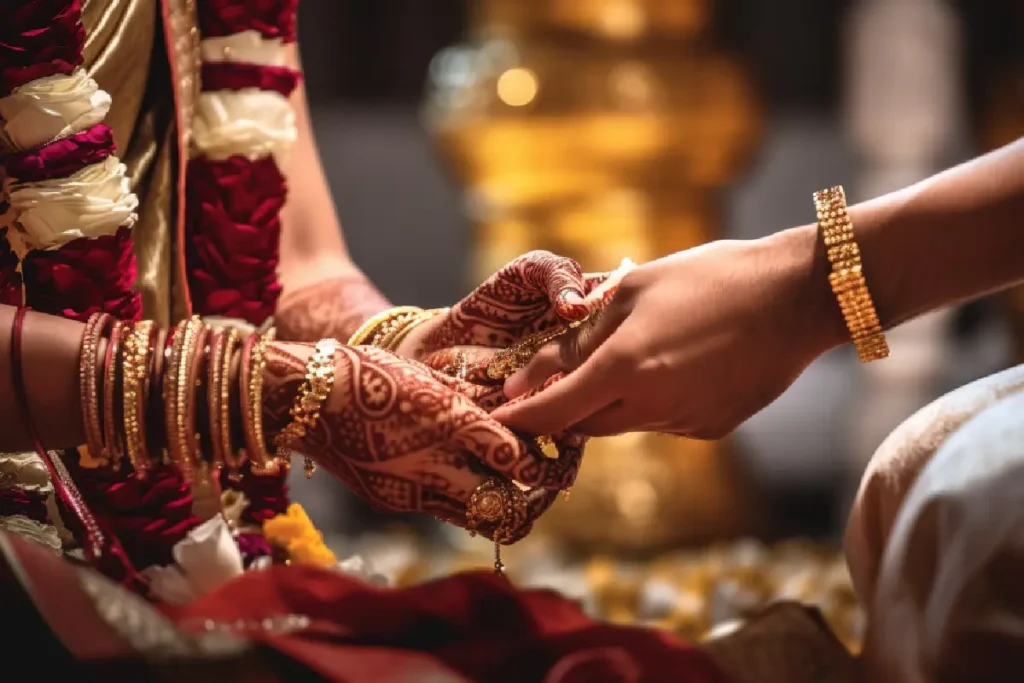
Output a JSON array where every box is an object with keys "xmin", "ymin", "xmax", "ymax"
[
  {"xmin": 0, "ymin": 1, "xmax": 197, "ymax": 554},
  {"xmin": 80, "ymin": 0, "xmax": 188, "ymax": 327}
]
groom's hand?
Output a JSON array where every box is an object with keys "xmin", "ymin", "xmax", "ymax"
[{"xmin": 494, "ymin": 233, "xmax": 842, "ymax": 439}]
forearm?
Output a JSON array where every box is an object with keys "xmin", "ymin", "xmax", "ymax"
[
  {"xmin": 0, "ymin": 305, "xmax": 88, "ymax": 450},
  {"xmin": 781, "ymin": 139, "xmax": 1024, "ymax": 352},
  {"xmin": 275, "ymin": 42, "xmax": 390, "ymax": 341}
]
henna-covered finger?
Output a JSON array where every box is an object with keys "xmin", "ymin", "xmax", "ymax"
[
  {"xmin": 420, "ymin": 347, "xmax": 497, "ymax": 380},
  {"xmin": 447, "ymin": 416, "xmax": 581, "ymax": 491}
]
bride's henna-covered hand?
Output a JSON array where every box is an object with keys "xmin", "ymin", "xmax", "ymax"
[
  {"xmin": 398, "ymin": 251, "xmax": 608, "ymax": 360},
  {"xmin": 274, "ymin": 272, "xmax": 392, "ymax": 343},
  {"xmin": 262, "ymin": 342, "xmax": 582, "ymax": 540}
]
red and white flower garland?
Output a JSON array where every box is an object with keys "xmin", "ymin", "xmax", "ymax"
[
  {"xmin": 189, "ymin": 0, "xmax": 301, "ymax": 528},
  {"xmin": 0, "ymin": 0, "xmax": 150, "ymax": 565},
  {"xmin": 0, "ymin": 0, "xmax": 304, "ymax": 577}
]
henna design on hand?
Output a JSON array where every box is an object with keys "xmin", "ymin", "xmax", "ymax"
[
  {"xmin": 262, "ymin": 342, "xmax": 582, "ymax": 541},
  {"xmin": 274, "ymin": 274, "xmax": 391, "ymax": 343},
  {"xmin": 422, "ymin": 251, "xmax": 610, "ymax": 354}
]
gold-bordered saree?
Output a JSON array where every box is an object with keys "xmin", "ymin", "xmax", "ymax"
[{"xmin": 0, "ymin": 0, "xmax": 200, "ymax": 553}]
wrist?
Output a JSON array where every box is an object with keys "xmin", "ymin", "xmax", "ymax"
[
  {"xmin": 258, "ymin": 341, "xmax": 312, "ymax": 456},
  {"xmin": 393, "ymin": 313, "xmax": 444, "ymax": 358},
  {"xmin": 763, "ymin": 224, "xmax": 849, "ymax": 355}
]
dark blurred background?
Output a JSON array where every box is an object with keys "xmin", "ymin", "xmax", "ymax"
[{"xmin": 289, "ymin": 0, "xmax": 1024, "ymax": 550}]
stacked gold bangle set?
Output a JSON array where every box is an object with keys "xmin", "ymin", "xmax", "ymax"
[
  {"xmin": 813, "ymin": 186, "xmax": 890, "ymax": 363},
  {"xmin": 76, "ymin": 307, "xmax": 452, "ymax": 483},
  {"xmin": 79, "ymin": 314, "xmax": 284, "ymax": 483}
]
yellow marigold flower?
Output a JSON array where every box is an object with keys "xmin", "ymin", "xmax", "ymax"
[
  {"xmin": 289, "ymin": 538, "xmax": 338, "ymax": 568},
  {"xmin": 263, "ymin": 503, "xmax": 337, "ymax": 568}
]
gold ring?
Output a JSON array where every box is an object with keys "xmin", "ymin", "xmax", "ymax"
[{"xmin": 466, "ymin": 476, "xmax": 528, "ymax": 545}]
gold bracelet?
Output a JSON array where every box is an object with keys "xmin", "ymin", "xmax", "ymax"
[
  {"xmin": 274, "ymin": 338, "xmax": 341, "ymax": 477},
  {"xmin": 122, "ymin": 320, "xmax": 154, "ymax": 475},
  {"xmin": 347, "ymin": 306, "xmax": 423, "ymax": 346},
  {"xmin": 813, "ymin": 186, "xmax": 890, "ymax": 363},
  {"xmin": 212, "ymin": 328, "xmax": 241, "ymax": 472},
  {"xmin": 206, "ymin": 328, "xmax": 228, "ymax": 473},
  {"xmin": 172, "ymin": 317, "xmax": 205, "ymax": 483},
  {"xmin": 385, "ymin": 307, "xmax": 449, "ymax": 352},
  {"xmin": 163, "ymin": 319, "xmax": 187, "ymax": 471},
  {"xmin": 79, "ymin": 313, "xmax": 112, "ymax": 464},
  {"xmin": 242, "ymin": 330, "xmax": 278, "ymax": 474}
]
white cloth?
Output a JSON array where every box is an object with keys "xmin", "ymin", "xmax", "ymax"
[
  {"xmin": 200, "ymin": 29, "xmax": 288, "ymax": 67},
  {"xmin": 0, "ymin": 71, "xmax": 111, "ymax": 151},
  {"xmin": 860, "ymin": 381, "xmax": 1024, "ymax": 682},
  {"xmin": 192, "ymin": 89, "xmax": 295, "ymax": 164},
  {"xmin": 6, "ymin": 157, "xmax": 138, "ymax": 254},
  {"xmin": 844, "ymin": 363, "xmax": 1024, "ymax": 602}
]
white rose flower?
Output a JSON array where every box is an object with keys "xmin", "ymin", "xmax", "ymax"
[
  {"xmin": 141, "ymin": 516, "xmax": 245, "ymax": 605},
  {"xmin": 7, "ymin": 157, "xmax": 138, "ymax": 254},
  {"xmin": 0, "ymin": 71, "xmax": 111, "ymax": 152},
  {"xmin": 193, "ymin": 88, "xmax": 296, "ymax": 164},
  {"xmin": 201, "ymin": 30, "xmax": 287, "ymax": 67}
]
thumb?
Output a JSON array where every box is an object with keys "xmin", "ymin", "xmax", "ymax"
[
  {"xmin": 518, "ymin": 251, "xmax": 590, "ymax": 323},
  {"xmin": 503, "ymin": 304, "xmax": 620, "ymax": 399}
]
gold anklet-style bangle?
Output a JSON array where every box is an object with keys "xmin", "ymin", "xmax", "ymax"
[
  {"xmin": 274, "ymin": 339, "xmax": 341, "ymax": 477},
  {"xmin": 813, "ymin": 186, "xmax": 890, "ymax": 363}
]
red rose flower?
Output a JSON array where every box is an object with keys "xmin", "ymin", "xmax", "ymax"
[
  {"xmin": 0, "ymin": 229, "xmax": 23, "ymax": 306},
  {"xmin": 198, "ymin": 0, "xmax": 299, "ymax": 42},
  {"xmin": 62, "ymin": 457, "xmax": 204, "ymax": 570},
  {"xmin": 220, "ymin": 461, "xmax": 289, "ymax": 526},
  {"xmin": 171, "ymin": 569, "xmax": 730, "ymax": 683},
  {"xmin": 201, "ymin": 62, "xmax": 302, "ymax": 98},
  {"xmin": 0, "ymin": 0, "xmax": 86, "ymax": 95},
  {"xmin": 235, "ymin": 531, "xmax": 273, "ymax": 567},
  {"xmin": 187, "ymin": 156, "xmax": 285, "ymax": 325},
  {"xmin": 22, "ymin": 227, "xmax": 142, "ymax": 323},
  {"xmin": 3, "ymin": 124, "xmax": 114, "ymax": 182}
]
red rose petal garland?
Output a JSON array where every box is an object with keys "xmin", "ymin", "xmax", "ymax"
[
  {"xmin": 189, "ymin": 0, "xmax": 301, "ymax": 521},
  {"xmin": 0, "ymin": 229, "xmax": 21, "ymax": 306},
  {"xmin": 0, "ymin": 0, "xmax": 199, "ymax": 577},
  {"xmin": 0, "ymin": 0, "xmax": 85, "ymax": 95},
  {"xmin": 1, "ymin": 0, "xmax": 311, "ymax": 579}
]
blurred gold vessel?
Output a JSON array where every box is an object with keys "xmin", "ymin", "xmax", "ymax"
[{"xmin": 425, "ymin": 0, "xmax": 764, "ymax": 552}]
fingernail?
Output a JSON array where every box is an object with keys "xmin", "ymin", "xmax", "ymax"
[
  {"xmin": 558, "ymin": 288, "xmax": 585, "ymax": 304},
  {"xmin": 557, "ymin": 288, "xmax": 589, "ymax": 322}
]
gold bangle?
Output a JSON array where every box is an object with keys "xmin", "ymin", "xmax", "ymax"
[
  {"xmin": 273, "ymin": 338, "xmax": 341, "ymax": 477},
  {"xmin": 122, "ymin": 320, "xmax": 154, "ymax": 475},
  {"xmin": 79, "ymin": 313, "xmax": 112, "ymax": 464},
  {"xmin": 163, "ymin": 319, "xmax": 187, "ymax": 472},
  {"xmin": 171, "ymin": 317, "xmax": 205, "ymax": 483},
  {"xmin": 103, "ymin": 321, "xmax": 125, "ymax": 469},
  {"xmin": 373, "ymin": 310, "xmax": 429, "ymax": 350},
  {"xmin": 242, "ymin": 330, "xmax": 277, "ymax": 474},
  {"xmin": 385, "ymin": 307, "xmax": 449, "ymax": 352},
  {"xmin": 347, "ymin": 306, "xmax": 423, "ymax": 346},
  {"xmin": 813, "ymin": 186, "xmax": 890, "ymax": 363},
  {"xmin": 206, "ymin": 328, "xmax": 228, "ymax": 473},
  {"xmin": 210, "ymin": 328, "xmax": 241, "ymax": 473}
]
